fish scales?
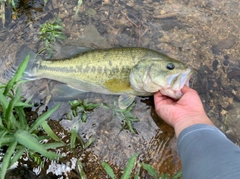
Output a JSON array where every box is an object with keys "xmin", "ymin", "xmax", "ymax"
[{"xmin": 36, "ymin": 48, "xmax": 149, "ymax": 88}]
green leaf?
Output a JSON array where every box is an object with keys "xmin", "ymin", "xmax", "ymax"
[
  {"xmin": 9, "ymin": 146, "xmax": 25, "ymax": 167},
  {"xmin": 0, "ymin": 141, "xmax": 17, "ymax": 179},
  {"xmin": 69, "ymin": 100, "xmax": 80, "ymax": 107},
  {"xmin": 29, "ymin": 152, "xmax": 43, "ymax": 166},
  {"xmin": 15, "ymin": 101, "xmax": 32, "ymax": 107},
  {"xmin": 160, "ymin": 173, "xmax": 170, "ymax": 179},
  {"xmin": 121, "ymin": 153, "xmax": 138, "ymax": 179},
  {"xmin": 101, "ymin": 161, "xmax": 115, "ymax": 179},
  {"xmin": 0, "ymin": 130, "xmax": 8, "ymax": 146},
  {"xmin": 41, "ymin": 120, "xmax": 61, "ymax": 141},
  {"xmin": 172, "ymin": 171, "xmax": 182, "ymax": 179},
  {"xmin": 5, "ymin": 85, "xmax": 22, "ymax": 129},
  {"xmin": 14, "ymin": 130, "xmax": 61, "ymax": 160},
  {"xmin": 81, "ymin": 112, "xmax": 87, "ymax": 122},
  {"xmin": 4, "ymin": 54, "xmax": 30, "ymax": 95},
  {"xmin": 0, "ymin": 116, "xmax": 3, "ymax": 127},
  {"xmin": 42, "ymin": 142, "xmax": 65, "ymax": 149},
  {"xmin": 69, "ymin": 129, "xmax": 85, "ymax": 149},
  {"xmin": 0, "ymin": 90, "xmax": 9, "ymax": 112},
  {"xmin": 70, "ymin": 129, "xmax": 78, "ymax": 149},
  {"xmin": 83, "ymin": 102, "xmax": 99, "ymax": 110},
  {"xmin": 15, "ymin": 106, "xmax": 28, "ymax": 130},
  {"xmin": 77, "ymin": 159, "xmax": 87, "ymax": 179},
  {"xmin": 134, "ymin": 172, "xmax": 139, "ymax": 179},
  {"xmin": 75, "ymin": 0, "xmax": 83, "ymax": 17},
  {"xmin": 126, "ymin": 120, "xmax": 135, "ymax": 133},
  {"xmin": 0, "ymin": 134, "xmax": 15, "ymax": 146},
  {"xmin": 83, "ymin": 136, "xmax": 95, "ymax": 149},
  {"xmin": 29, "ymin": 103, "xmax": 59, "ymax": 133},
  {"xmin": 140, "ymin": 163, "xmax": 159, "ymax": 179}
]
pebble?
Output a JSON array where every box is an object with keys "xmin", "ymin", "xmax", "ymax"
[
  {"xmin": 86, "ymin": 8, "xmax": 97, "ymax": 16},
  {"xmin": 217, "ymin": 36, "xmax": 236, "ymax": 49}
]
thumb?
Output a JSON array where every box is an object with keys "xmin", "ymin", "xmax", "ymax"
[{"xmin": 181, "ymin": 85, "xmax": 195, "ymax": 94}]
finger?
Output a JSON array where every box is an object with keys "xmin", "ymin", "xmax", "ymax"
[
  {"xmin": 181, "ymin": 85, "xmax": 191, "ymax": 93},
  {"xmin": 154, "ymin": 92, "xmax": 174, "ymax": 106},
  {"xmin": 154, "ymin": 90, "xmax": 165, "ymax": 97},
  {"xmin": 154, "ymin": 92, "xmax": 172, "ymax": 101},
  {"xmin": 181, "ymin": 85, "xmax": 198, "ymax": 94}
]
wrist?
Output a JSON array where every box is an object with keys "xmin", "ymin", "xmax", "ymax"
[{"xmin": 173, "ymin": 114, "xmax": 214, "ymax": 138}]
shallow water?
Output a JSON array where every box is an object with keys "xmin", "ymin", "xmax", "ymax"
[{"xmin": 0, "ymin": 0, "xmax": 240, "ymax": 178}]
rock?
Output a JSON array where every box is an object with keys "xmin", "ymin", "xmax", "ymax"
[
  {"xmin": 210, "ymin": 35, "xmax": 219, "ymax": 46},
  {"xmin": 217, "ymin": 36, "xmax": 236, "ymax": 49},
  {"xmin": 75, "ymin": 25, "xmax": 112, "ymax": 48},
  {"xmin": 5, "ymin": 166, "xmax": 37, "ymax": 179},
  {"xmin": 211, "ymin": 45, "xmax": 220, "ymax": 55},
  {"xmin": 212, "ymin": 59, "xmax": 219, "ymax": 71},
  {"xmin": 86, "ymin": 8, "xmax": 97, "ymax": 16},
  {"xmin": 161, "ymin": 19, "xmax": 184, "ymax": 31}
]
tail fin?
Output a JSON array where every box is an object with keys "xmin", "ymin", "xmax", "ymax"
[{"xmin": 4, "ymin": 45, "xmax": 40, "ymax": 81}]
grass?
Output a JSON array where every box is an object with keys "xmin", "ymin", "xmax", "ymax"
[
  {"xmin": 76, "ymin": 159, "xmax": 87, "ymax": 179},
  {"xmin": 68, "ymin": 98, "xmax": 139, "ymax": 134},
  {"xmin": 102, "ymin": 153, "xmax": 182, "ymax": 179},
  {"xmin": 103, "ymin": 101, "xmax": 139, "ymax": 133},
  {"xmin": 75, "ymin": 0, "xmax": 83, "ymax": 17},
  {"xmin": 0, "ymin": 0, "xmax": 20, "ymax": 26},
  {"xmin": 69, "ymin": 99, "xmax": 100, "ymax": 123},
  {"xmin": 102, "ymin": 153, "xmax": 139, "ymax": 179},
  {"xmin": 0, "ymin": 0, "xmax": 82, "ymax": 27},
  {"xmin": 67, "ymin": 99, "xmax": 97, "ymax": 149},
  {"xmin": 0, "ymin": 55, "xmax": 65, "ymax": 179},
  {"xmin": 38, "ymin": 15, "xmax": 66, "ymax": 56},
  {"xmin": 70, "ymin": 99, "xmax": 140, "ymax": 134},
  {"xmin": 0, "ymin": 55, "xmax": 98, "ymax": 178}
]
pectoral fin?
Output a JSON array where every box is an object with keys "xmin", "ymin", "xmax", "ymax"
[{"xmin": 118, "ymin": 94, "xmax": 136, "ymax": 110}]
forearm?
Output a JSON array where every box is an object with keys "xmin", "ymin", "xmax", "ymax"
[{"xmin": 178, "ymin": 124, "xmax": 240, "ymax": 179}]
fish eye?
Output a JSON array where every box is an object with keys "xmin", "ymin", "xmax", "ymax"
[{"xmin": 166, "ymin": 63, "xmax": 175, "ymax": 70}]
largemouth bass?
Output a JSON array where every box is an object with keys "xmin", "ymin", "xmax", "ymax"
[{"xmin": 12, "ymin": 46, "xmax": 194, "ymax": 108}]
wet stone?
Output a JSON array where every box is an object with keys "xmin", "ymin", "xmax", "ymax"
[
  {"xmin": 200, "ymin": 65, "xmax": 214, "ymax": 75},
  {"xmin": 210, "ymin": 35, "xmax": 219, "ymax": 46},
  {"xmin": 5, "ymin": 166, "xmax": 37, "ymax": 179},
  {"xmin": 227, "ymin": 68, "xmax": 240, "ymax": 81},
  {"xmin": 40, "ymin": 12, "xmax": 55, "ymax": 22},
  {"xmin": 160, "ymin": 19, "xmax": 184, "ymax": 31},
  {"xmin": 211, "ymin": 45, "xmax": 220, "ymax": 55},
  {"xmin": 223, "ymin": 57, "xmax": 229, "ymax": 66},
  {"xmin": 217, "ymin": 36, "xmax": 236, "ymax": 49},
  {"xmin": 224, "ymin": 54, "xmax": 229, "ymax": 60},
  {"xmin": 31, "ymin": 0, "xmax": 45, "ymax": 9},
  {"xmin": 37, "ymin": 174, "xmax": 52, "ymax": 179},
  {"xmin": 86, "ymin": 8, "xmax": 97, "ymax": 16},
  {"xmin": 212, "ymin": 59, "xmax": 219, "ymax": 71}
]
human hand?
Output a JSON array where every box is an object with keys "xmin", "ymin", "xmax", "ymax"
[{"xmin": 154, "ymin": 86, "xmax": 213, "ymax": 137}]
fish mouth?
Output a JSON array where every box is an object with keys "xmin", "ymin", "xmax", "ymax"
[
  {"xmin": 162, "ymin": 68, "xmax": 194, "ymax": 99},
  {"xmin": 166, "ymin": 68, "xmax": 194, "ymax": 89},
  {"xmin": 178, "ymin": 68, "xmax": 194, "ymax": 89}
]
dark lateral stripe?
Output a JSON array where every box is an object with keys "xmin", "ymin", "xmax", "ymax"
[{"xmin": 40, "ymin": 65, "xmax": 77, "ymax": 73}]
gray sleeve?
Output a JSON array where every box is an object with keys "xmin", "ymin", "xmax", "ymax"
[{"xmin": 177, "ymin": 124, "xmax": 240, "ymax": 179}]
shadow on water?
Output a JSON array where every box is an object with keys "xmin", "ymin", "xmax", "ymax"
[{"xmin": 1, "ymin": 0, "xmax": 240, "ymax": 178}]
